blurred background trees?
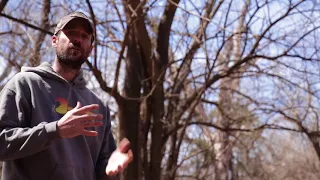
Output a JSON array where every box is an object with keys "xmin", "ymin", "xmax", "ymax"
[{"xmin": 1, "ymin": 0, "xmax": 320, "ymax": 179}]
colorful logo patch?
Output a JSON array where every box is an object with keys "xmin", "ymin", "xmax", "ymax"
[
  {"xmin": 54, "ymin": 97, "xmax": 94, "ymax": 115},
  {"xmin": 55, "ymin": 97, "xmax": 73, "ymax": 115}
]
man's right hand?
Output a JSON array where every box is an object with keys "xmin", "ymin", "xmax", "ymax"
[{"xmin": 57, "ymin": 101, "xmax": 103, "ymax": 138}]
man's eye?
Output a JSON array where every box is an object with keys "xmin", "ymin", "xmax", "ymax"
[
  {"xmin": 65, "ymin": 31, "xmax": 75, "ymax": 36},
  {"xmin": 82, "ymin": 34, "xmax": 90, "ymax": 39}
]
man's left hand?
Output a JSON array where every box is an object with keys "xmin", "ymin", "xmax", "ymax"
[{"xmin": 106, "ymin": 138, "xmax": 133, "ymax": 176}]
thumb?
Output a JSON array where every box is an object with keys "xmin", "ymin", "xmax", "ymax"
[
  {"xmin": 75, "ymin": 101, "xmax": 82, "ymax": 109},
  {"xmin": 118, "ymin": 138, "xmax": 130, "ymax": 153}
]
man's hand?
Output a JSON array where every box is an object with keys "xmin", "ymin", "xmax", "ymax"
[
  {"xmin": 57, "ymin": 101, "xmax": 103, "ymax": 138},
  {"xmin": 106, "ymin": 138, "xmax": 133, "ymax": 176}
]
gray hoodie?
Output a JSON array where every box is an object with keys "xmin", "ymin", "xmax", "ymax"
[{"xmin": 0, "ymin": 62, "xmax": 116, "ymax": 180}]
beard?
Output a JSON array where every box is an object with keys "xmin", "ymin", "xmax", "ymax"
[{"xmin": 56, "ymin": 44, "xmax": 89, "ymax": 70}]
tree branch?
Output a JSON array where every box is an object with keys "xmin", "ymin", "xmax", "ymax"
[
  {"xmin": 0, "ymin": 0, "xmax": 8, "ymax": 13},
  {"xmin": 0, "ymin": 12, "xmax": 53, "ymax": 35}
]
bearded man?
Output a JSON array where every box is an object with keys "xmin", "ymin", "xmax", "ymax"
[{"xmin": 0, "ymin": 12, "xmax": 133, "ymax": 180}]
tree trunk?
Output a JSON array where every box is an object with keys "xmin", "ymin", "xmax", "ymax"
[
  {"xmin": 29, "ymin": 0, "xmax": 50, "ymax": 67},
  {"xmin": 214, "ymin": 130, "xmax": 232, "ymax": 180},
  {"xmin": 118, "ymin": 99, "xmax": 140, "ymax": 180},
  {"xmin": 119, "ymin": 34, "xmax": 142, "ymax": 180}
]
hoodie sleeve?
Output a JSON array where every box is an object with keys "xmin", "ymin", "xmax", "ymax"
[
  {"xmin": 0, "ymin": 82, "xmax": 59, "ymax": 161},
  {"xmin": 95, "ymin": 107, "xmax": 118, "ymax": 180}
]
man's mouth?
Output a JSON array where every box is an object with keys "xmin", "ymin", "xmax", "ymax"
[
  {"xmin": 70, "ymin": 47, "xmax": 81, "ymax": 51},
  {"xmin": 67, "ymin": 48, "xmax": 82, "ymax": 56}
]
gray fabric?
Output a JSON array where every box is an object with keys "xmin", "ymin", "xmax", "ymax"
[{"xmin": 0, "ymin": 62, "xmax": 116, "ymax": 180}]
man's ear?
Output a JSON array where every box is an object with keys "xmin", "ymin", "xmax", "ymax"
[
  {"xmin": 88, "ymin": 45, "xmax": 94, "ymax": 57},
  {"xmin": 52, "ymin": 35, "xmax": 58, "ymax": 48}
]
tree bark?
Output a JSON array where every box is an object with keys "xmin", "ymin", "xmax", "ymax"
[
  {"xmin": 0, "ymin": 0, "xmax": 9, "ymax": 13},
  {"xmin": 120, "ymin": 1, "xmax": 151, "ymax": 179},
  {"xmin": 118, "ymin": 39, "xmax": 142, "ymax": 180},
  {"xmin": 29, "ymin": 0, "xmax": 50, "ymax": 67},
  {"xmin": 214, "ymin": 1, "xmax": 251, "ymax": 179}
]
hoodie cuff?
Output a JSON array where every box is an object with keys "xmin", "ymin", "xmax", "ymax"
[{"xmin": 45, "ymin": 121, "xmax": 60, "ymax": 140}]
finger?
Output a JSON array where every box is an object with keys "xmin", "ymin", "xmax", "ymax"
[
  {"xmin": 106, "ymin": 170, "xmax": 116, "ymax": 176},
  {"xmin": 82, "ymin": 129, "xmax": 98, "ymax": 136},
  {"xmin": 75, "ymin": 104, "xmax": 100, "ymax": 115},
  {"xmin": 77, "ymin": 114, "xmax": 103, "ymax": 122},
  {"xmin": 72, "ymin": 101, "xmax": 82, "ymax": 110},
  {"xmin": 119, "ymin": 138, "xmax": 131, "ymax": 153},
  {"xmin": 127, "ymin": 149, "xmax": 134, "ymax": 163},
  {"xmin": 106, "ymin": 164, "xmax": 117, "ymax": 176},
  {"xmin": 82, "ymin": 121, "xmax": 103, "ymax": 128},
  {"xmin": 118, "ymin": 165, "xmax": 123, "ymax": 173},
  {"xmin": 121, "ymin": 149, "xmax": 133, "ymax": 169},
  {"xmin": 77, "ymin": 101, "xmax": 82, "ymax": 108}
]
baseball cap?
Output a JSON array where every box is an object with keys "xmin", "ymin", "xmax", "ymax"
[{"xmin": 54, "ymin": 12, "xmax": 95, "ymax": 41}]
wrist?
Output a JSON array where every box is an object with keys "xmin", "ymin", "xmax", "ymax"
[{"xmin": 56, "ymin": 120, "xmax": 62, "ymax": 138}]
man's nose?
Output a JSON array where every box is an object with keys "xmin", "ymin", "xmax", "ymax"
[{"xmin": 72, "ymin": 37, "xmax": 82, "ymax": 47}]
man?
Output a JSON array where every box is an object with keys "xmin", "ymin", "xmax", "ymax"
[{"xmin": 0, "ymin": 12, "xmax": 133, "ymax": 180}]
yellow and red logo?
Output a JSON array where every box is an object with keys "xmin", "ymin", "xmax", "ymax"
[
  {"xmin": 54, "ymin": 97, "xmax": 94, "ymax": 115},
  {"xmin": 55, "ymin": 97, "xmax": 73, "ymax": 115}
]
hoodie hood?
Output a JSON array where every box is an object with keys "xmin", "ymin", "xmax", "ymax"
[{"xmin": 21, "ymin": 62, "xmax": 87, "ymax": 88}]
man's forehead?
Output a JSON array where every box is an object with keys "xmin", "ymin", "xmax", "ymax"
[{"xmin": 63, "ymin": 18, "xmax": 92, "ymax": 33}]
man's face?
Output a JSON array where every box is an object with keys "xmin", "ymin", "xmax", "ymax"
[{"xmin": 53, "ymin": 18, "xmax": 93, "ymax": 69}]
